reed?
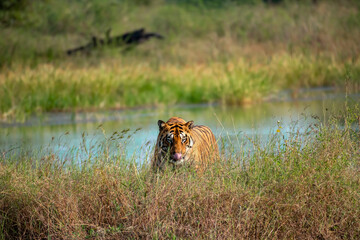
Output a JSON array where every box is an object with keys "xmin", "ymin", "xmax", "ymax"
[
  {"xmin": 1, "ymin": 105, "xmax": 359, "ymax": 239},
  {"xmin": 0, "ymin": 0, "xmax": 360, "ymax": 120},
  {"xmin": 1, "ymin": 55, "xmax": 359, "ymax": 121}
]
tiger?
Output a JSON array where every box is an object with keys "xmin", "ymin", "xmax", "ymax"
[{"xmin": 152, "ymin": 117, "xmax": 219, "ymax": 171}]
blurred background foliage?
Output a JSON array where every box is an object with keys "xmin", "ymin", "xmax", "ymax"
[
  {"xmin": 0, "ymin": 0, "xmax": 359, "ymax": 119},
  {"xmin": 0, "ymin": 0, "xmax": 359, "ymax": 66}
]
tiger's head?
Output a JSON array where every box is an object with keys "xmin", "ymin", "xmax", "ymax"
[{"xmin": 157, "ymin": 119, "xmax": 194, "ymax": 165}]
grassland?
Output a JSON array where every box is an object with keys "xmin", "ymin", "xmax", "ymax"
[
  {"xmin": 0, "ymin": 0, "xmax": 360, "ymax": 121},
  {"xmin": 1, "ymin": 104, "xmax": 359, "ymax": 239},
  {"xmin": 1, "ymin": 1, "xmax": 359, "ymax": 238}
]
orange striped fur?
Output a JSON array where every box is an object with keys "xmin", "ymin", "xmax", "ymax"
[{"xmin": 152, "ymin": 117, "xmax": 219, "ymax": 171}]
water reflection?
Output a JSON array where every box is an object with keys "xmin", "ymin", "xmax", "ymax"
[{"xmin": 1, "ymin": 89, "xmax": 359, "ymax": 164}]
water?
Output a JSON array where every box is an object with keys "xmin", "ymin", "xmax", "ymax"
[{"xmin": 1, "ymin": 88, "xmax": 358, "ymax": 163}]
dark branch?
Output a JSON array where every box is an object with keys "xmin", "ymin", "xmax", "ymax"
[{"xmin": 66, "ymin": 28, "xmax": 164, "ymax": 56}]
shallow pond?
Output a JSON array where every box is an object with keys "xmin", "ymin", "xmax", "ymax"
[{"xmin": 1, "ymin": 88, "xmax": 359, "ymax": 164}]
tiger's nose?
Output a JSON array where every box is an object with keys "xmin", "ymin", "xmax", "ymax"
[{"xmin": 173, "ymin": 153, "xmax": 182, "ymax": 161}]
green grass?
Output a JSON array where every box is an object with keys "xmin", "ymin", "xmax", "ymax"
[
  {"xmin": 1, "ymin": 0, "xmax": 359, "ymax": 65},
  {"xmin": 1, "ymin": 105, "xmax": 359, "ymax": 239},
  {"xmin": 1, "ymin": 56, "xmax": 359, "ymax": 121},
  {"xmin": 0, "ymin": 0, "xmax": 360, "ymax": 120}
]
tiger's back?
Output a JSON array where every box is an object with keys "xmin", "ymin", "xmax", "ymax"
[{"xmin": 152, "ymin": 117, "xmax": 219, "ymax": 171}]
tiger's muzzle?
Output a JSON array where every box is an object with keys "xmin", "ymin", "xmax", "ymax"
[
  {"xmin": 173, "ymin": 153, "xmax": 182, "ymax": 161},
  {"xmin": 170, "ymin": 153, "xmax": 185, "ymax": 164}
]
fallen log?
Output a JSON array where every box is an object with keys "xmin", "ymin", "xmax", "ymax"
[{"xmin": 66, "ymin": 28, "xmax": 164, "ymax": 56}]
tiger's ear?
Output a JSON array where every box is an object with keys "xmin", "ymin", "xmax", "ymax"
[
  {"xmin": 185, "ymin": 120, "xmax": 194, "ymax": 130},
  {"xmin": 158, "ymin": 120, "xmax": 166, "ymax": 130}
]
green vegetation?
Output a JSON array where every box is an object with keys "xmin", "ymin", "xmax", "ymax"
[
  {"xmin": 2, "ymin": 1, "xmax": 359, "ymax": 238},
  {"xmin": 1, "ymin": 0, "xmax": 360, "ymax": 120},
  {"xmin": 1, "ymin": 105, "xmax": 359, "ymax": 239}
]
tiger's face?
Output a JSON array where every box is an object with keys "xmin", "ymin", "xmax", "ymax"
[{"xmin": 157, "ymin": 120, "xmax": 194, "ymax": 165}]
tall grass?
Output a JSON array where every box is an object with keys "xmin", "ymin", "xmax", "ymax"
[
  {"xmin": 1, "ymin": 56, "xmax": 359, "ymax": 121},
  {"xmin": 0, "ymin": 0, "xmax": 360, "ymax": 120},
  {"xmin": 1, "ymin": 105, "xmax": 359, "ymax": 239},
  {"xmin": 1, "ymin": 0, "xmax": 359, "ymax": 65}
]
